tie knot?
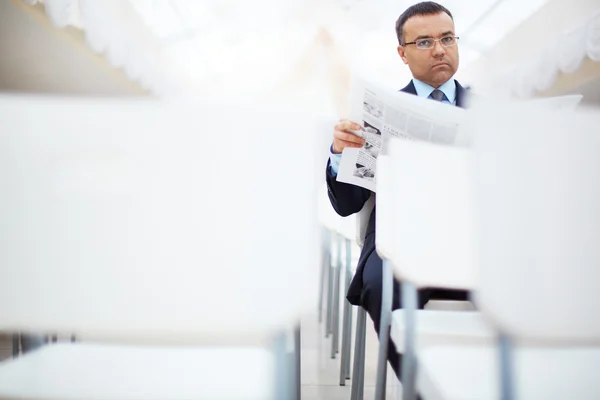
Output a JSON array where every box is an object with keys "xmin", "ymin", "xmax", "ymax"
[{"xmin": 430, "ymin": 89, "xmax": 445, "ymax": 102}]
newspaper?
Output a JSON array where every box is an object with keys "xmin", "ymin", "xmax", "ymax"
[
  {"xmin": 336, "ymin": 76, "xmax": 466, "ymax": 192},
  {"xmin": 336, "ymin": 76, "xmax": 584, "ymax": 193}
]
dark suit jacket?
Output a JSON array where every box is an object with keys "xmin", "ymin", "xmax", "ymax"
[{"xmin": 325, "ymin": 79, "xmax": 469, "ymax": 305}]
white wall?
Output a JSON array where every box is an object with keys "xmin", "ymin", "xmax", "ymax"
[{"xmin": 0, "ymin": 0, "xmax": 147, "ymax": 96}]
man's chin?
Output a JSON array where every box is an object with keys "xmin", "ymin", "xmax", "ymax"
[{"xmin": 431, "ymin": 71, "xmax": 454, "ymax": 86}]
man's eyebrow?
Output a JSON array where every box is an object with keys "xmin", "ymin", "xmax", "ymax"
[{"xmin": 413, "ymin": 31, "xmax": 455, "ymax": 41}]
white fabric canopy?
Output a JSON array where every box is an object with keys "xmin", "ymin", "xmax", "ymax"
[
  {"xmin": 23, "ymin": 0, "xmax": 327, "ymax": 100},
  {"xmin": 496, "ymin": 10, "xmax": 600, "ymax": 98},
  {"xmin": 23, "ymin": 0, "xmax": 597, "ymax": 102}
]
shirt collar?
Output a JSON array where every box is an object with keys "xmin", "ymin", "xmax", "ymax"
[{"xmin": 412, "ymin": 78, "xmax": 456, "ymax": 103}]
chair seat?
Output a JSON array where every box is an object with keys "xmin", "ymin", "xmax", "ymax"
[
  {"xmin": 418, "ymin": 345, "xmax": 600, "ymax": 400},
  {"xmin": 0, "ymin": 343, "xmax": 274, "ymax": 400},
  {"xmin": 390, "ymin": 310, "xmax": 493, "ymax": 353},
  {"xmin": 424, "ymin": 300, "xmax": 476, "ymax": 311}
]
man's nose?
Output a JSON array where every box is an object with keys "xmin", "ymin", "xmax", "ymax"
[{"xmin": 432, "ymin": 40, "xmax": 446, "ymax": 57}]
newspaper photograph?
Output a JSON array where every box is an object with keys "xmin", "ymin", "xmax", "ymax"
[{"xmin": 336, "ymin": 76, "xmax": 466, "ymax": 192}]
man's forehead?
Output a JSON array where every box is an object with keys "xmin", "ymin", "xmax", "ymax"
[{"xmin": 403, "ymin": 13, "xmax": 455, "ymax": 38}]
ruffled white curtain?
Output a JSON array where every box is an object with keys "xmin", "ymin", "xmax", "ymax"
[
  {"xmin": 24, "ymin": 0, "xmax": 176, "ymax": 95},
  {"xmin": 495, "ymin": 10, "xmax": 600, "ymax": 98},
  {"xmin": 23, "ymin": 0, "xmax": 83, "ymax": 28},
  {"xmin": 24, "ymin": 0, "xmax": 347, "ymax": 104}
]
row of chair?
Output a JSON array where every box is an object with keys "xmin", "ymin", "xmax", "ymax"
[
  {"xmin": 318, "ymin": 186, "xmax": 369, "ymax": 397},
  {"xmin": 319, "ymin": 179, "xmax": 475, "ymax": 400},
  {"xmin": 319, "ymin": 101, "xmax": 600, "ymax": 400},
  {"xmin": 0, "ymin": 96, "xmax": 330, "ymax": 400},
  {"xmin": 375, "ymin": 102, "xmax": 600, "ymax": 400}
]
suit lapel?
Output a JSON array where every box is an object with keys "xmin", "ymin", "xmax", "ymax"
[
  {"xmin": 400, "ymin": 80, "xmax": 418, "ymax": 95},
  {"xmin": 455, "ymin": 80, "xmax": 467, "ymax": 109}
]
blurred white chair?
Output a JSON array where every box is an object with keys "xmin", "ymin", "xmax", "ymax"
[
  {"xmin": 329, "ymin": 209, "xmax": 358, "ymax": 365},
  {"xmin": 355, "ymin": 195, "xmax": 374, "ymax": 249},
  {"xmin": 350, "ymin": 197, "xmax": 373, "ymax": 400},
  {"xmin": 418, "ymin": 106, "xmax": 600, "ymax": 399},
  {"xmin": 318, "ymin": 182, "xmax": 362, "ymax": 385},
  {"xmin": 318, "ymin": 183, "xmax": 361, "ymax": 387},
  {"xmin": 382, "ymin": 140, "xmax": 494, "ymax": 400},
  {"xmin": 318, "ymin": 184, "xmax": 347, "ymax": 363},
  {"xmin": 0, "ymin": 96, "xmax": 324, "ymax": 400},
  {"xmin": 371, "ymin": 154, "xmax": 398, "ymax": 400},
  {"xmin": 350, "ymin": 307, "xmax": 367, "ymax": 400},
  {"xmin": 317, "ymin": 224, "xmax": 331, "ymax": 325},
  {"xmin": 335, "ymin": 215, "xmax": 357, "ymax": 385},
  {"xmin": 318, "ymin": 185, "xmax": 337, "ymax": 336}
]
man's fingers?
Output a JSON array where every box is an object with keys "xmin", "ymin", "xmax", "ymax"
[
  {"xmin": 334, "ymin": 129, "xmax": 365, "ymax": 145},
  {"xmin": 332, "ymin": 139, "xmax": 364, "ymax": 153},
  {"xmin": 337, "ymin": 139, "xmax": 364, "ymax": 148},
  {"xmin": 335, "ymin": 120, "xmax": 362, "ymax": 132},
  {"xmin": 331, "ymin": 120, "xmax": 364, "ymax": 154}
]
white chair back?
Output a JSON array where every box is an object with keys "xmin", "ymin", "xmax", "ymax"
[
  {"xmin": 386, "ymin": 139, "xmax": 476, "ymax": 290},
  {"xmin": 355, "ymin": 194, "xmax": 374, "ymax": 248},
  {"xmin": 337, "ymin": 215, "xmax": 357, "ymax": 242},
  {"xmin": 471, "ymin": 105, "xmax": 600, "ymax": 343},
  {"xmin": 0, "ymin": 96, "xmax": 323, "ymax": 343},
  {"xmin": 318, "ymin": 184, "xmax": 340, "ymax": 233},
  {"xmin": 318, "ymin": 184, "xmax": 355, "ymax": 241},
  {"xmin": 375, "ymin": 156, "xmax": 393, "ymax": 260}
]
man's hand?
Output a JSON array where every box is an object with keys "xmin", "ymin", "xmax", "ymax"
[{"xmin": 332, "ymin": 120, "xmax": 366, "ymax": 154}]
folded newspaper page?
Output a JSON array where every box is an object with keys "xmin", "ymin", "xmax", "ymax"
[
  {"xmin": 336, "ymin": 76, "xmax": 466, "ymax": 192},
  {"xmin": 336, "ymin": 77, "xmax": 583, "ymax": 193}
]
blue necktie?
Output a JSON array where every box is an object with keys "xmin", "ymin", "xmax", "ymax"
[{"xmin": 430, "ymin": 89, "xmax": 445, "ymax": 102}]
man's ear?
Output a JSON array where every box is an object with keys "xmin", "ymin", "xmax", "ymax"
[{"xmin": 397, "ymin": 45, "xmax": 408, "ymax": 65}]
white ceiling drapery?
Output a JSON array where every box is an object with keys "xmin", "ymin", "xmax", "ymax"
[
  {"xmin": 25, "ymin": 0, "xmax": 328, "ymax": 101},
  {"xmin": 497, "ymin": 10, "xmax": 600, "ymax": 99},
  {"xmin": 26, "ymin": 0, "xmax": 593, "ymax": 103}
]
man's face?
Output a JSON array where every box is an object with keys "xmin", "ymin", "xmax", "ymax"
[{"xmin": 397, "ymin": 12, "xmax": 459, "ymax": 88}]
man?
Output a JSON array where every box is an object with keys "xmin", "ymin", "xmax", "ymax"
[{"xmin": 325, "ymin": 1, "xmax": 469, "ymax": 378}]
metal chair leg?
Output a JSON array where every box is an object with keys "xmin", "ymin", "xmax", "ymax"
[
  {"xmin": 401, "ymin": 282, "xmax": 418, "ymax": 400},
  {"xmin": 339, "ymin": 291, "xmax": 350, "ymax": 382},
  {"xmin": 331, "ymin": 234, "xmax": 342, "ymax": 358},
  {"xmin": 375, "ymin": 260, "xmax": 394, "ymax": 400},
  {"xmin": 345, "ymin": 302, "xmax": 353, "ymax": 379},
  {"xmin": 340, "ymin": 238, "xmax": 354, "ymax": 384},
  {"xmin": 357, "ymin": 310, "xmax": 366, "ymax": 400},
  {"xmin": 345, "ymin": 240, "xmax": 354, "ymax": 379},
  {"xmin": 339, "ymin": 298, "xmax": 351, "ymax": 385},
  {"xmin": 318, "ymin": 229, "xmax": 328, "ymax": 324},
  {"xmin": 351, "ymin": 307, "xmax": 367, "ymax": 400},
  {"xmin": 499, "ymin": 333, "xmax": 515, "ymax": 400},
  {"xmin": 326, "ymin": 233, "xmax": 335, "ymax": 337},
  {"xmin": 295, "ymin": 324, "xmax": 302, "ymax": 400}
]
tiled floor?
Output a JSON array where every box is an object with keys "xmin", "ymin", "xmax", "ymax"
[{"xmin": 301, "ymin": 309, "xmax": 401, "ymax": 400}]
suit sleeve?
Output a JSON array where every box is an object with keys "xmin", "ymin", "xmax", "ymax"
[{"xmin": 325, "ymin": 159, "xmax": 372, "ymax": 217}]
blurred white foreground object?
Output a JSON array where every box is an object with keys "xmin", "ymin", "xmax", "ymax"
[
  {"xmin": 418, "ymin": 105, "xmax": 600, "ymax": 400},
  {"xmin": 380, "ymin": 141, "xmax": 492, "ymax": 400},
  {"xmin": 0, "ymin": 96, "xmax": 327, "ymax": 399}
]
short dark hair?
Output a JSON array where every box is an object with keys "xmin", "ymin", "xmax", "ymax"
[{"xmin": 395, "ymin": 2, "xmax": 454, "ymax": 45}]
